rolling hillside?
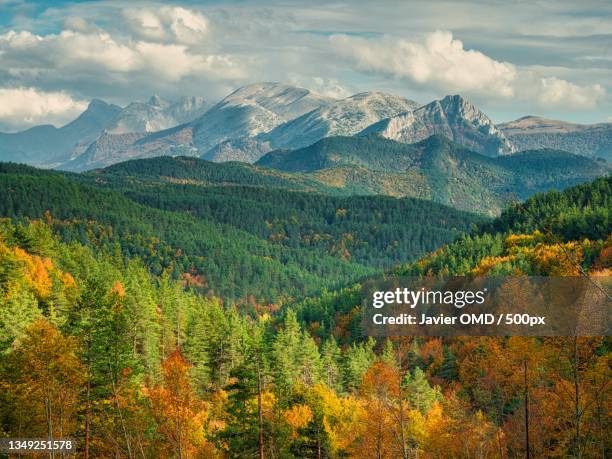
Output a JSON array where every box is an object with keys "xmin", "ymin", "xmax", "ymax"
[
  {"xmin": 292, "ymin": 175, "xmax": 611, "ymax": 342},
  {"xmin": 257, "ymin": 134, "xmax": 609, "ymax": 214},
  {"xmin": 0, "ymin": 161, "xmax": 482, "ymax": 299},
  {"xmin": 0, "ymin": 163, "xmax": 372, "ymax": 301}
]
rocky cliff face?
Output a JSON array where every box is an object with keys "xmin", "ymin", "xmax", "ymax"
[{"xmin": 362, "ymin": 95, "xmax": 516, "ymax": 156}]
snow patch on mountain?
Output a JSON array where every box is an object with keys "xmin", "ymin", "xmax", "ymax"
[
  {"xmin": 264, "ymin": 91, "xmax": 420, "ymax": 149},
  {"xmin": 190, "ymin": 82, "xmax": 334, "ymax": 152}
]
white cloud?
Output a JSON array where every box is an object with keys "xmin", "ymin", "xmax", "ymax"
[
  {"xmin": 0, "ymin": 2, "xmax": 609, "ymax": 124},
  {"xmin": 311, "ymin": 77, "xmax": 351, "ymax": 99},
  {"xmin": 122, "ymin": 6, "xmax": 209, "ymax": 45},
  {"xmin": 63, "ymin": 16, "xmax": 92, "ymax": 33},
  {"xmin": 0, "ymin": 26, "xmax": 245, "ymax": 84},
  {"xmin": 535, "ymin": 77, "xmax": 605, "ymax": 109},
  {"xmin": 0, "ymin": 87, "xmax": 87, "ymax": 130},
  {"xmin": 287, "ymin": 74, "xmax": 350, "ymax": 99},
  {"xmin": 330, "ymin": 30, "xmax": 608, "ymax": 110},
  {"xmin": 331, "ymin": 30, "xmax": 517, "ymax": 98}
]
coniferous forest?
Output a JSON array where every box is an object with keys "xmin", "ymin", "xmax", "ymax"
[{"xmin": 0, "ymin": 154, "xmax": 610, "ymax": 457}]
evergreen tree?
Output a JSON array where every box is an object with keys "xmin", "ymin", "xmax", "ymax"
[{"xmin": 403, "ymin": 367, "xmax": 443, "ymax": 414}]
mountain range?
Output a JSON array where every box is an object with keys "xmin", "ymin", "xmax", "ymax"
[
  {"xmin": 65, "ymin": 134, "xmax": 610, "ymax": 216},
  {"xmin": 498, "ymin": 115, "xmax": 612, "ymax": 160},
  {"xmin": 0, "ymin": 99, "xmax": 121, "ymax": 168},
  {"xmin": 260, "ymin": 91, "xmax": 420, "ymax": 150},
  {"xmin": 1, "ymin": 81, "xmax": 610, "ymax": 174},
  {"xmin": 0, "ymin": 95, "xmax": 209, "ymax": 169}
]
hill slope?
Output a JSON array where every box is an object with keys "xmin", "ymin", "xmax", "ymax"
[
  {"xmin": 0, "ymin": 163, "xmax": 371, "ymax": 301},
  {"xmin": 86, "ymin": 155, "xmax": 343, "ymax": 194},
  {"xmin": 0, "ymin": 161, "xmax": 482, "ymax": 297},
  {"xmin": 256, "ymin": 134, "xmax": 609, "ymax": 214},
  {"xmin": 293, "ymin": 176, "xmax": 611, "ymax": 342},
  {"xmin": 83, "ymin": 156, "xmax": 482, "ymax": 269},
  {"xmin": 401, "ymin": 175, "xmax": 611, "ymax": 276}
]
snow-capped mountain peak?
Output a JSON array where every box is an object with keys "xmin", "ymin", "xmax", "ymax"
[
  {"xmin": 189, "ymin": 83, "xmax": 334, "ymax": 152},
  {"xmin": 263, "ymin": 91, "xmax": 420, "ymax": 149}
]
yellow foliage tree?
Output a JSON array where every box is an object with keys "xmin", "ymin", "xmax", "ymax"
[{"xmin": 1, "ymin": 320, "xmax": 85, "ymax": 441}]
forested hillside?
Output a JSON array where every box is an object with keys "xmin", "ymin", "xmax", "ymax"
[
  {"xmin": 0, "ymin": 175, "xmax": 609, "ymax": 458},
  {"xmin": 293, "ymin": 176, "xmax": 611, "ymax": 341},
  {"xmin": 286, "ymin": 177, "xmax": 611, "ymax": 457},
  {"xmin": 256, "ymin": 134, "xmax": 609, "ymax": 214},
  {"xmin": 0, "ymin": 164, "xmax": 372, "ymax": 301},
  {"xmin": 1, "ymin": 1, "xmax": 610, "ymax": 457},
  {"xmin": 0, "ymin": 162, "xmax": 480, "ymax": 301},
  {"xmin": 0, "ymin": 142, "xmax": 608, "ymax": 459},
  {"xmin": 91, "ymin": 156, "xmax": 336, "ymax": 193},
  {"xmin": 83, "ymin": 158, "xmax": 481, "ymax": 269}
]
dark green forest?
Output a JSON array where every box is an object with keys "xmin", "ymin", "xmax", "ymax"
[{"xmin": 0, "ymin": 161, "xmax": 479, "ymax": 302}]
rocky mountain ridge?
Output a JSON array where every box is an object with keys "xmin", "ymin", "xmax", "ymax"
[
  {"xmin": 1, "ymin": 83, "xmax": 610, "ymax": 170},
  {"xmin": 361, "ymin": 95, "xmax": 516, "ymax": 157}
]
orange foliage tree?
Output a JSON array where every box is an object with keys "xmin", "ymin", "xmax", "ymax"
[{"xmin": 144, "ymin": 349, "xmax": 214, "ymax": 458}]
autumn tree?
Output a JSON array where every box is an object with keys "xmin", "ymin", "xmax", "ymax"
[
  {"xmin": 306, "ymin": 383, "xmax": 364, "ymax": 457},
  {"xmin": 544, "ymin": 337, "xmax": 610, "ymax": 458},
  {"xmin": 1, "ymin": 320, "xmax": 85, "ymax": 443},
  {"xmin": 145, "ymin": 349, "xmax": 213, "ymax": 458},
  {"xmin": 357, "ymin": 361, "xmax": 404, "ymax": 459}
]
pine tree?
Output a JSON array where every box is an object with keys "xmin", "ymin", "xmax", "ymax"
[
  {"xmin": 403, "ymin": 367, "xmax": 442, "ymax": 414},
  {"xmin": 321, "ymin": 338, "xmax": 343, "ymax": 392}
]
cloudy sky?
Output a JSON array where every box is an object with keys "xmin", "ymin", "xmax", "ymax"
[{"xmin": 0, "ymin": 0, "xmax": 610, "ymax": 131}]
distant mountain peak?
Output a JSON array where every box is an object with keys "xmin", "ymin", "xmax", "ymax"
[
  {"xmin": 147, "ymin": 95, "xmax": 168, "ymax": 107},
  {"xmin": 499, "ymin": 115, "xmax": 612, "ymax": 160},
  {"xmin": 186, "ymin": 83, "xmax": 334, "ymax": 153},
  {"xmin": 362, "ymin": 95, "xmax": 516, "ymax": 156},
  {"xmin": 87, "ymin": 98, "xmax": 116, "ymax": 110},
  {"xmin": 440, "ymin": 94, "xmax": 468, "ymax": 104},
  {"xmin": 221, "ymin": 82, "xmax": 324, "ymax": 106},
  {"xmin": 438, "ymin": 94, "xmax": 489, "ymax": 122},
  {"xmin": 105, "ymin": 95, "xmax": 208, "ymax": 135},
  {"xmin": 262, "ymin": 91, "xmax": 420, "ymax": 151},
  {"xmin": 216, "ymin": 82, "xmax": 333, "ymax": 116}
]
